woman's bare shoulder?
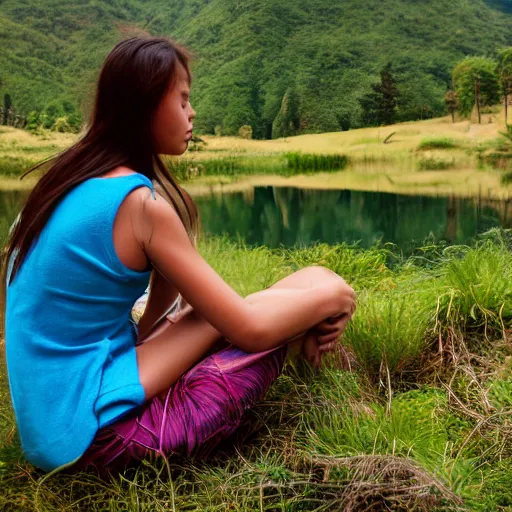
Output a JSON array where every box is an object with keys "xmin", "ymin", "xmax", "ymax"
[{"xmin": 100, "ymin": 166, "xmax": 138, "ymax": 179}]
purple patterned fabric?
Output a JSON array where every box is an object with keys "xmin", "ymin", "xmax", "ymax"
[{"xmin": 72, "ymin": 342, "xmax": 288, "ymax": 474}]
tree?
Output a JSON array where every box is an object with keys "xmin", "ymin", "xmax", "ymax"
[
  {"xmin": 452, "ymin": 57, "xmax": 500, "ymax": 123},
  {"xmin": 497, "ymin": 48, "xmax": 512, "ymax": 126},
  {"xmin": 445, "ymin": 90, "xmax": 459, "ymax": 123},
  {"xmin": 360, "ymin": 63, "xmax": 399, "ymax": 126},
  {"xmin": 272, "ymin": 88, "xmax": 299, "ymax": 139},
  {"xmin": 3, "ymin": 94, "xmax": 11, "ymax": 126}
]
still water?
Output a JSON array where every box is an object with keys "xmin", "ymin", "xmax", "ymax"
[
  {"xmin": 195, "ymin": 186, "xmax": 512, "ymax": 250},
  {"xmin": 0, "ymin": 186, "xmax": 510, "ymax": 251}
]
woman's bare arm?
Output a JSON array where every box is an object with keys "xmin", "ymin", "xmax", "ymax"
[{"xmin": 132, "ymin": 189, "xmax": 354, "ymax": 352}]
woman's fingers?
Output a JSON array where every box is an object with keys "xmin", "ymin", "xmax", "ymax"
[
  {"xmin": 317, "ymin": 331, "xmax": 339, "ymax": 343},
  {"xmin": 315, "ymin": 322, "xmax": 338, "ymax": 334},
  {"xmin": 316, "ymin": 315, "xmax": 351, "ymax": 344},
  {"xmin": 319, "ymin": 341, "xmax": 337, "ymax": 353},
  {"xmin": 315, "ymin": 314, "xmax": 347, "ymax": 333}
]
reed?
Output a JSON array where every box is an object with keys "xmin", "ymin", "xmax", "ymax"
[{"xmin": 284, "ymin": 152, "xmax": 349, "ymax": 171}]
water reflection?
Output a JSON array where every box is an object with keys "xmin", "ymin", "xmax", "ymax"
[
  {"xmin": 196, "ymin": 186, "xmax": 512, "ymax": 250},
  {"xmin": 0, "ymin": 187, "xmax": 510, "ymax": 253}
]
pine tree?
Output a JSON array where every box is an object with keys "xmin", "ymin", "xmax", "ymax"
[
  {"xmin": 360, "ymin": 63, "xmax": 399, "ymax": 126},
  {"xmin": 3, "ymin": 94, "xmax": 11, "ymax": 126},
  {"xmin": 272, "ymin": 89, "xmax": 299, "ymax": 139}
]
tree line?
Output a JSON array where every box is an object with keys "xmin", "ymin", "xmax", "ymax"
[
  {"xmin": 361, "ymin": 48, "xmax": 512, "ymax": 129},
  {"xmin": 2, "ymin": 49, "xmax": 512, "ymax": 136}
]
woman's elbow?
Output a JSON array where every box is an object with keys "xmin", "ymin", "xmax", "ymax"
[{"xmin": 229, "ymin": 317, "xmax": 269, "ymax": 353}]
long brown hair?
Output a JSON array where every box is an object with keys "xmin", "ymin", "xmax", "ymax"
[{"xmin": 3, "ymin": 36, "xmax": 198, "ymax": 287}]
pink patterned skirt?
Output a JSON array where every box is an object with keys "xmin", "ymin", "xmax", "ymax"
[{"xmin": 72, "ymin": 341, "xmax": 288, "ymax": 475}]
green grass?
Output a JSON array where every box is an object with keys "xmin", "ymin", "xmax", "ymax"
[
  {"xmin": 1, "ymin": 235, "xmax": 512, "ymax": 510},
  {"xmin": 501, "ymin": 170, "xmax": 512, "ymax": 184},
  {"xmin": 433, "ymin": 240, "xmax": 512, "ymax": 340},
  {"xmin": 476, "ymin": 136, "xmax": 512, "ymax": 171},
  {"xmin": 417, "ymin": 156, "xmax": 457, "ymax": 170},
  {"xmin": 0, "ymin": 156, "xmax": 36, "ymax": 177},
  {"xmin": 284, "ymin": 153, "xmax": 349, "ymax": 171},
  {"xmin": 417, "ymin": 137, "xmax": 461, "ymax": 150},
  {"xmin": 342, "ymin": 290, "xmax": 431, "ymax": 378},
  {"xmin": 165, "ymin": 153, "xmax": 350, "ymax": 182}
]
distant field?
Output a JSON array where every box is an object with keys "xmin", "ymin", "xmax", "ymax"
[
  {"xmin": 0, "ymin": 112, "xmax": 511, "ymax": 198},
  {"xmin": 197, "ymin": 113, "xmax": 504, "ymax": 158}
]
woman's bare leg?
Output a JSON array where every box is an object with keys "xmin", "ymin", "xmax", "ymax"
[{"xmin": 136, "ymin": 266, "xmax": 343, "ymax": 399}]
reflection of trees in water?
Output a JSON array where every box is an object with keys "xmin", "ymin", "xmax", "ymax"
[
  {"xmin": 196, "ymin": 186, "xmax": 512, "ymax": 250},
  {"xmin": 1, "ymin": 188, "xmax": 509, "ymax": 253}
]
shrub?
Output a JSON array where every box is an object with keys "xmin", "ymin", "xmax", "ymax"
[
  {"xmin": 502, "ymin": 171, "xmax": 512, "ymax": 184},
  {"xmin": 52, "ymin": 116, "xmax": 72, "ymax": 133},
  {"xmin": 417, "ymin": 137, "xmax": 460, "ymax": 150},
  {"xmin": 238, "ymin": 125, "xmax": 253, "ymax": 139},
  {"xmin": 0, "ymin": 156, "xmax": 35, "ymax": 176}
]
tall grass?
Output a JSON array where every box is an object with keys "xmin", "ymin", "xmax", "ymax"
[
  {"xmin": 0, "ymin": 156, "xmax": 36, "ymax": 176},
  {"xmin": 342, "ymin": 291, "xmax": 431, "ymax": 378},
  {"xmin": 282, "ymin": 242, "xmax": 393, "ymax": 290},
  {"xmin": 475, "ymin": 136, "xmax": 512, "ymax": 170},
  {"xmin": 417, "ymin": 137, "xmax": 461, "ymax": 150},
  {"xmin": 432, "ymin": 241, "xmax": 512, "ymax": 340},
  {"xmin": 502, "ymin": 170, "xmax": 512, "ymax": 184},
  {"xmin": 164, "ymin": 153, "xmax": 350, "ymax": 182},
  {"xmin": 1, "ymin": 235, "xmax": 511, "ymax": 510},
  {"xmin": 417, "ymin": 156, "xmax": 456, "ymax": 170},
  {"xmin": 284, "ymin": 152, "xmax": 349, "ymax": 171}
]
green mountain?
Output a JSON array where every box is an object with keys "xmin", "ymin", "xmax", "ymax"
[{"xmin": 1, "ymin": 0, "xmax": 511, "ymax": 138}]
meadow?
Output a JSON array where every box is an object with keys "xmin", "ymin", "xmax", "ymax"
[
  {"xmin": 1, "ymin": 231, "xmax": 512, "ymax": 511},
  {"xmin": 1, "ymin": 113, "xmax": 512, "ymax": 198}
]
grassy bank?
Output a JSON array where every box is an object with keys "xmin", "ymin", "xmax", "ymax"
[
  {"xmin": 1, "ymin": 233, "xmax": 511, "ymax": 510},
  {"xmin": 1, "ymin": 113, "xmax": 512, "ymax": 198}
]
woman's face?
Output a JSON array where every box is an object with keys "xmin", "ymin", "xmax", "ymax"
[{"xmin": 151, "ymin": 63, "xmax": 196, "ymax": 155}]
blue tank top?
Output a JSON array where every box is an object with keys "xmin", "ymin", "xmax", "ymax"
[{"xmin": 5, "ymin": 173, "xmax": 154, "ymax": 471}]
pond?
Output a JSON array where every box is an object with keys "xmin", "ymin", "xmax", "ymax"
[
  {"xmin": 0, "ymin": 186, "xmax": 511, "ymax": 252},
  {"xmin": 196, "ymin": 186, "xmax": 512, "ymax": 251}
]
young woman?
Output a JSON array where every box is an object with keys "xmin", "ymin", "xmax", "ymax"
[{"xmin": 3, "ymin": 36, "xmax": 356, "ymax": 475}]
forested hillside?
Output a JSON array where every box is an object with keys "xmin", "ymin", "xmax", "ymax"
[{"xmin": 1, "ymin": 0, "xmax": 511, "ymax": 137}]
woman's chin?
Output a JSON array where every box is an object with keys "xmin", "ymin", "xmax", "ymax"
[{"xmin": 160, "ymin": 143, "xmax": 188, "ymax": 156}]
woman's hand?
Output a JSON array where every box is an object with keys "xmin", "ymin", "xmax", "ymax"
[
  {"xmin": 302, "ymin": 311, "xmax": 353, "ymax": 367},
  {"xmin": 314, "ymin": 312, "xmax": 352, "ymax": 352}
]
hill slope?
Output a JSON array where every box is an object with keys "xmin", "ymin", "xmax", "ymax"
[{"xmin": 1, "ymin": 0, "xmax": 511, "ymax": 137}]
